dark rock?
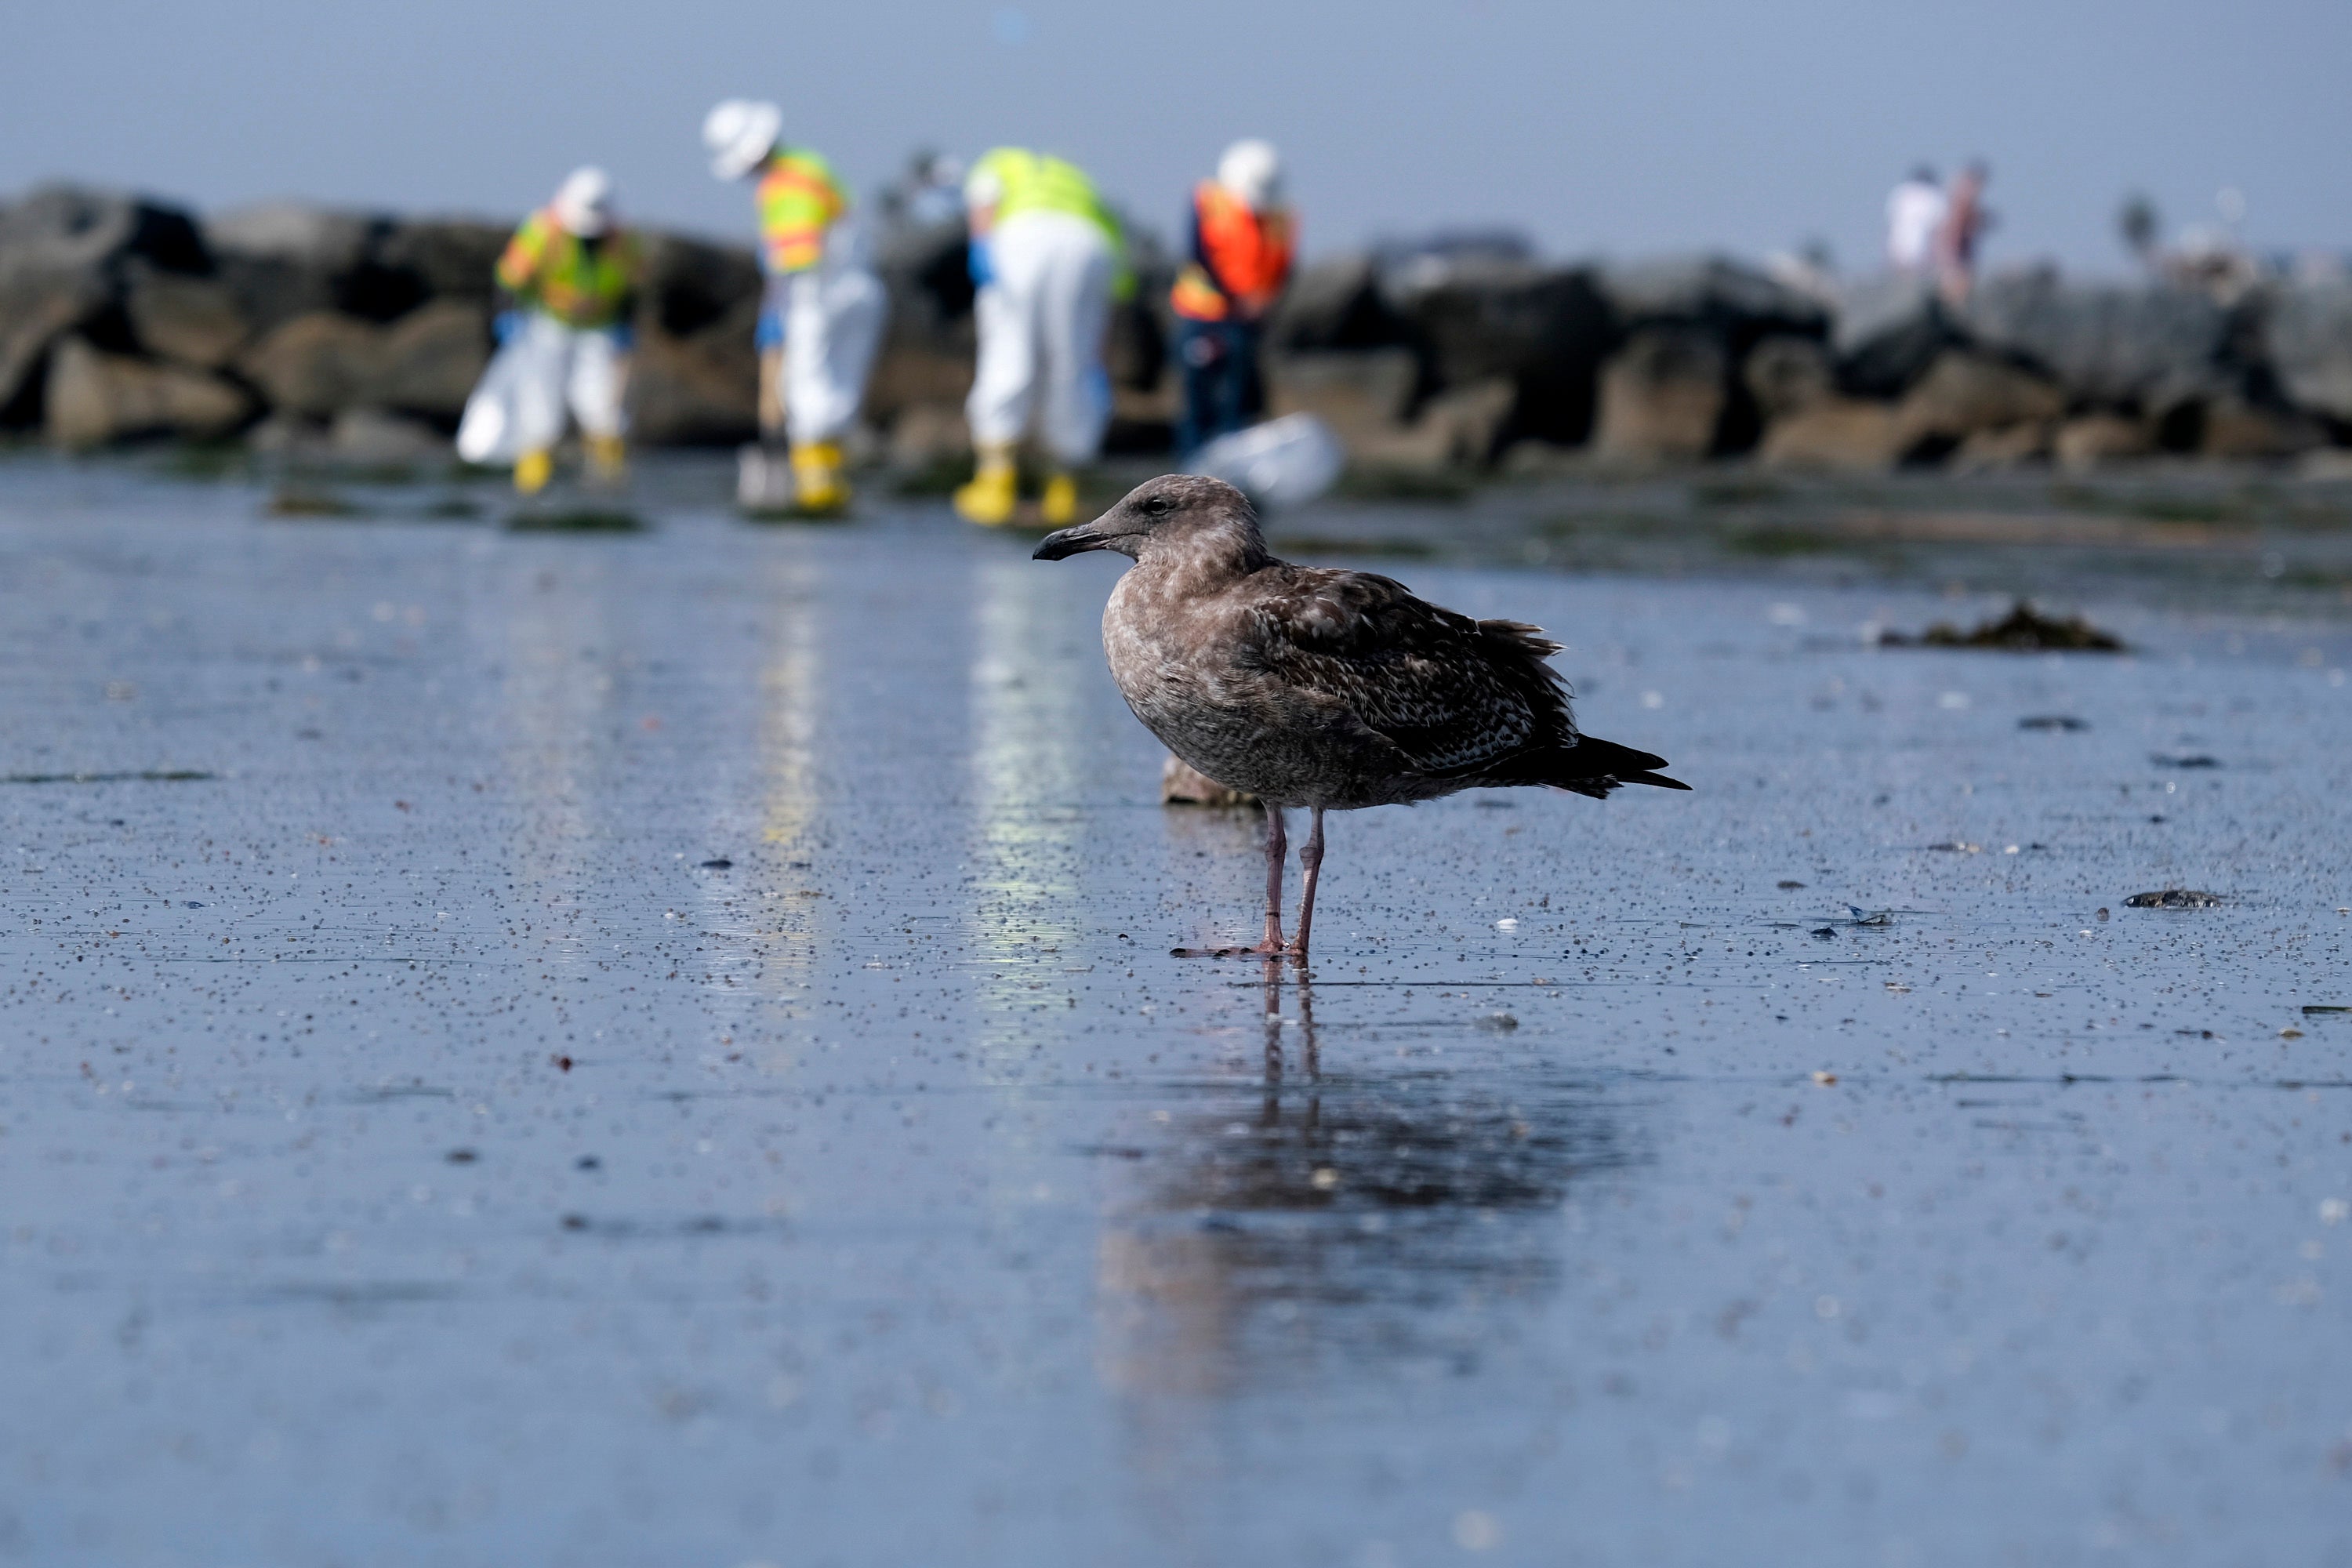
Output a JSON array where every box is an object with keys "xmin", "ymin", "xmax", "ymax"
[
  {"xmin": 1830, "ymin": 275, "xmax": 1956, "ymax": 397},
  {"xmin": 122, "ymin": 263, "xmax": 249, "ymax": 368},
  {"xmin": 45, "ymin": 336, "xmax": 250, "ymax": 448},
  {"xmin": 1392, "ymin": 263, "xmax": 1614, "ymax": 448},
  {"xmin": 1744, "ymin": 335, "xmax": 1835, "ymax": 420},
  {"xmin": 1961, "ymin": 270, "xmax": 2232, "ymax": 408},
  {"xmin": 1879, "ymin": 600, "xmax": 2125, "ymax": 652},
  {"xmin": 2194, "ymin": 393, "xmax": 2325, "ymax": 459},
  {"xmin": 638, "ymin": 231, "xmax": 762, "ymax": 341},
  {"xmin": 1598, "ymin": 256, "xmax": 1827, "ymax": 339},
  {"xmin": 1268, "ymin": 255, "xmax": 1413, "ymax": 352},
  {"xmin": 1593, "ymin": 327, "xmax": 1727, "ymax": 460},
  {"xmin": 2265, "ymin": 282, "xmax": 2352, "ymax": 422},
  {"xmin": 1895, "ymin": 350, "xmax": 2065, "ymax": 445},
  {"xmin": 2122, "ymin": 888, "xmax": 2223, "ymax": 909},
  {"xmin": 373, "ymin": 219, "xmax": 508, "ymax": 303}
]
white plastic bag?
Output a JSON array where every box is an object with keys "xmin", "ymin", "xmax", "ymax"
[{"xmin": 1185, "ymin": 412, "xmax": 1345, "ymax": 509}]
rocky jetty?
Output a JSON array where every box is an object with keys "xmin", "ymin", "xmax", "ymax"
[{"xmin": 3, "ymin": 180, "xmax": 2347, "ymax": 474}]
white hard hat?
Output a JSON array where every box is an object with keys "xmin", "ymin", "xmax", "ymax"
[
  {"xmin": 962, "ymin": 162, "xmax": 1005, "ymax": 211},
  {"xmin": 704, "ymin": 99, "xmax": 783, "ymax": 181},
  {"xmin": 552, "ymin": 166, "xmax": 615, "ymax": 238},
  {"xmin": 1217, "ymin": 139, "xmax": 1282, "ymax": 211}
]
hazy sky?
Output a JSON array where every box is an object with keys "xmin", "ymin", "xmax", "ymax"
[{"xmin": 5, "ymin": 0, "xmax": 2344, "ymax": 274}]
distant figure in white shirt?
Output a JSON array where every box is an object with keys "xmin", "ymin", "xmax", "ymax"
[{"xmin": 1886, "ymin": 166, "xmax": 1946, "ymax": 276}]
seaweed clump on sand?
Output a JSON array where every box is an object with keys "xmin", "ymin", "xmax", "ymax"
[
  {"xmin": 2123, "ymin": 888, "xmax": 2223, "ymax": 909},
  {"xmin": 1881, "ymin": 599, "xmax": 2126, "ymax": 652}
]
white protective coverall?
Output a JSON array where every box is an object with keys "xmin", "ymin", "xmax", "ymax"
[
  {"xmin": 966, "ymin": 210, "xmax": 1116, "ymax": 465},
  {"xmin": 456, "ymin": 314, "xmax": 627, "ymax": 464},
  {"xmin": 774, "ymin": 223, "xmax": 887, "ymax": 445}
]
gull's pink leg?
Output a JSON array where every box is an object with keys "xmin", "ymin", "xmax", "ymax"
[
  {"xmin": 1173, "ymin": 804, "xmax": 1290, "ymax": 958},
  {"xmin": 1289, "ymin": 808, "xmax": 1325, "ymax": 962}
]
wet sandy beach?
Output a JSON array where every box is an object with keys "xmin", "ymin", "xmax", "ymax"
[{"xmin": 2, "ymin": 459, "xmax": 2349, "ymax": 1566}]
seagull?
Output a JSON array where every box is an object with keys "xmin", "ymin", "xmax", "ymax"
[{"xmin": 1033, "ymin": 474, "xmax": 1688, "ymax": 960}]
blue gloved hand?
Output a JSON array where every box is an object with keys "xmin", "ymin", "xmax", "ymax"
[
  {"xmin": 493, "ymin": 310, "xmax": 526, "ymax": 347},
  {"xmin": 607, "ymin": 321, "xmax": 636, "ymax": 352},
  {"xmin": 967, "ymin": 238, "xmax": 994, "ymax": 289},
  {"xmin": 754, "ymin": 308, "xmax": 786, "ymax": 350}
]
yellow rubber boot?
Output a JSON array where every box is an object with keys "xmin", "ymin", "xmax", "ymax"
[
  {"xmin": 1040, "ymin": 471, "xmax": 1080, "ymax": 526},
  {"xmin": 790, "ymin": 441, "xmax": 850, "ymax": 514},
  {"xmin": 514, "ymin": 448, "xmax": 554, "ymax": 495},
  {"xmin": 953, "ymin": 447, "xmax": 1019, "ymax": 526},
  {"xmin": 586, "ymin": 434, "xmax": 627, "ymax": 486}
]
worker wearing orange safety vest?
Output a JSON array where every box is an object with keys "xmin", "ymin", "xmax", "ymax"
[
  {"xmin": 1171, "ymin": 140, "xmax": 1294, "ymax": 460},
  {"xmin": 703, "ymin": 99, "xmax": 887, "ymax": 514},
  {"xmin": 456, "ymin": 167, "xmax": 641, "ymax": 494}
]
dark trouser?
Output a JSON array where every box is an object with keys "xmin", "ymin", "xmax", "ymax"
[{"xmin": 1176, "ymin": 318, "xmax": 1265, "ymax": 460}]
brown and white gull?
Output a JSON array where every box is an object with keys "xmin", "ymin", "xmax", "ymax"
[{"xmin": 1033, "ymin": 474, "xmax": 1689, "ymax": 960}]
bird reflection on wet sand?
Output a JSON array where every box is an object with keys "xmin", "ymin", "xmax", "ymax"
[{"xmin": 1095, "ymin": 964, "xmax": 1637, "ymax": 1399}]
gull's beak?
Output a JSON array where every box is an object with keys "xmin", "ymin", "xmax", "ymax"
[{"xmin": 1032, "ymin": 520, "xmax": 1116, "ymax": 561}]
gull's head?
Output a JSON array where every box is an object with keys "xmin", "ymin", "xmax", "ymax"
[{"xmin": 1032, "ymin": 474, "xmax": 1265, "ymax": 568}]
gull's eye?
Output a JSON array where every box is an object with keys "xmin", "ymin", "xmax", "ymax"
[{"xmin": 1143, "ymin": 495, "xmax": 1172, "ymax": 517}]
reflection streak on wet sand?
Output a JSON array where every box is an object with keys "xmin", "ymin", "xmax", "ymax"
[
  {"xmin": 494, "ymin": 553, "xmax": 610, "ymax": 976},
  {"xmin": 1095, "ymin": 963, "xmax": 1635, "ymax": 1420},
  {"xmin": 967, "ymin": 557, "xmax": 1086, "ymax": 1069},
  {"xmin": 727, "ymin": 555, "xmax": 824, "ymax": 1012}
]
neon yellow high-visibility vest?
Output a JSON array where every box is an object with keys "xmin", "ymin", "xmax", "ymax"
[
  {"xmin": 495, "ymin": 209, "xmax": 639, "ymax": 329},
  {"xmin": 971, "ymin": 148, "xmax": 1132, "ymax": 298}
]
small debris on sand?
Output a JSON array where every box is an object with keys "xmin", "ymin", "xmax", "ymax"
[
  {"xmin": 1777, "ymin": 880, "xmax": 1806, "ymax": 889},
  {"xmin": 1880, "ymin": 600, "xmax": 2126, "ymax": 652},
  {"xmin": 506, "ymin": 508, "xmax": 645, "ymax": 534},
  {"xmin": 2123, "ymin": 888, "xmax": 2223, "ymax": 909},
  {"xmin": 2018, "ymin": 715, "xmax": 2089, "ymax": 731},
  {"xmin": 1160, "ymin": 753, "xmax": 1256, "ymax": 808},
  {"xmin": 1474, "ymin": 1013, "xmax": 1519, "ymax": 1032},
  {"xmin": 2151, "ymin": 753, "xmax": 2220, "ymax": 768},
  {"xmin": 699, "ymin": 858, "xmax": 733, "ymax": 869}
]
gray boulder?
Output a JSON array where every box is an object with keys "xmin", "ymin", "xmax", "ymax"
[
  {"xmin": 630, "ymin": 314, "xmax": 760, "ymax": 446},
  {"xmin": 0, "ymin": 184, "xmax": 209, "ymax": 277},
  {"xmin": 368, "ymin": 300, "xmax": 490, "ymax": 419},
  {"xmin": 374, "ymin": 218, "xmax": 508, "ymax": 303},
  {"xmin": 123, "ymin": 263, "xmax": 249, "ymax": 368},
  {"xmin": 2264, "ymin": 282, "xmax": 2352, "ymax": 423},
  {"xmin": 0, "ymin": 185, "xmax": 212, "ymax": 419},
  {"xmin": 238, "ymin": 312, "xmax": 385, "ymax": 417},
  {"xmin": 45, "ymin": 336, "xmax": 249, "ymax": 448},
  {"xmin": 1961, "ymin": 270, "xmax": 2231, "ymax": 408},
  {"xmin": 0, "ymin": 266, "xmax": 107, "ymax": 419}
]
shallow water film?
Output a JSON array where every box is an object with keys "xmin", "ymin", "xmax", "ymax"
[{"xmin": 3, "ymin": 462, "xmax": 2350, "ymax": 1566}]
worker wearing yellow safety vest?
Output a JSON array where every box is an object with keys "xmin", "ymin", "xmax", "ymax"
[
  {"xmin": 1171, "ymin": 140, "xmax": 1294, "ymax": 460},
  {"xmin": 456, "ymin": 167, "xmax": 641, "ymax": 493},
  {"xmin": 704, "ymin": 99, "xmax": 887, "ymax": 514},
  {"xmin": 955, "ymin": 149, "xmax": 1132, "ymax": 527}
]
